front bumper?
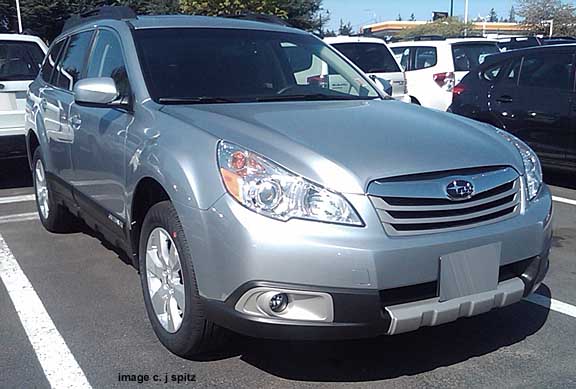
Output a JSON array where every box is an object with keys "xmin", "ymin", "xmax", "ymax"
[
  {"xmin": 203, "ymin": 253, "xmax": 549, "ymax": 340},
  {"xmin": 176, "ymin": 185, "xmax": 552, "ymax": 340}
]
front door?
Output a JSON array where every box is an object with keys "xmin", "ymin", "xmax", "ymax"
[
  {"xmin": 511, "ymin": 52, "xmax": 573, "ymax": 167},
  {"xmin": 70, "ymin": 28, "xmax": 132, "ymax": 223}
]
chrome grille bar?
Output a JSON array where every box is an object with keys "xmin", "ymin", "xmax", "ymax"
[{"xmin": 368, "ymin": 167, "xmax": 522, "ymax": 236}]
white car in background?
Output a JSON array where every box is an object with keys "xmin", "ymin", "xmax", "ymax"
[
  {"xmin": 389, "ymin": 38, "xmax": 500, "ymax": 111},
  {"xmin": 0, "ymin": 33, "xmax": 47, "ymax": 158},
  {"xmin": 324, "ymin": 36, "xmax": 410, "ymax": 103}
]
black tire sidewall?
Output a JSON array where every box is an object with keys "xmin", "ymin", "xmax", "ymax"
[{"xmin": 138, "ymin": 201, "xmax": 207, "ymax": 356}]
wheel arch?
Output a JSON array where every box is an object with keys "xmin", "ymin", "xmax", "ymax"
[{"xmin": 129, "ymin": 176, "xmax": 172, "ymax": 266}]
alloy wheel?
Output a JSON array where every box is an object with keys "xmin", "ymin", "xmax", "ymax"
[{"xmin": 145, "ymin": 227, "xmax": 186, "ymax": 333}]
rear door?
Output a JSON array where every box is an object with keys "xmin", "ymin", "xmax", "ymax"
[
  {"xmin": 42, "ymin": 30, "xmax": 94, "ymax": 182},
  {"xmin": 332, "ymin": 42, "xmax": 406, "ymax": 98},
  {"xmin": 451, "ymin": 42, "xmax": 500, "ymax": 84},
  {"xmin": 0, "ymin": 39, "xmax": 46, "ymax": 135}
]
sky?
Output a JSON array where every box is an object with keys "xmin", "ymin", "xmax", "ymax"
[{"xmin": 322, "ymin": 0, "xmax": 518, "ymax": 31}]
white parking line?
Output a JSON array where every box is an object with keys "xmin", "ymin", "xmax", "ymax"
[
  {"xmin": 0, "ymin": 194, "xmax": 36, "ymax": 205},
  {"xmin": 0, "ymin": 212, "xmax": 39, "ymax": 224},
  {"xmin": 0, "ymin": 234, "xmax": 92, "ymax": 389},
  {"xmin": 525, "ymin": 293, "xmax": 576, "ymax": 319},
  {"xmin": 553, "ymin": 196, "xmax": 576, "ymax": 207}
]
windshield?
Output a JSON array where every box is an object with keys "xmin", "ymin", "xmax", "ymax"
[
  {"xmin": 332, "ymin": 42, "xmax": 401, "ymax": 73},
  {"xmin": 0, "ymin": 41, "xmax": 45, "ymax": 82},
  {"xmin": 134, "ymin": 28, "xmax": 380, "ymax": 104}
]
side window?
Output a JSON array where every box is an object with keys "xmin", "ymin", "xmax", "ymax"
[
  {"xmin": 413, "ymin": 47, "xmax": 437, "ymax": 70},
  {"xmin": 501, "ymin": 57, "xmax": 522, "ymax": 85},
  {"xmin": 40, "ymin": 39, "xmax": 65, "ymax": 83},
  {"xmin": 86, "ymin": 30, "xmax": 130, "ymax": 98},
  {"xmin": 391, "ymin": 47, "xmax": 410, "ymax": 70},
  {"xmin": 482, "ymin": 61, "xmax": 505, "ymax": 81},
  {"xmin": 54, "ymin": 31, "xmax": 93, "ymax": 91},
  {"xmin": 519, "ymin": 53, "xmax": 573, "ymax": 90}
]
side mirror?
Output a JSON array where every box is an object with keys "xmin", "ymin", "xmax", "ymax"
[{"xmin": 74, "ymin": 77, "xmax": 119, "ymax": 106}]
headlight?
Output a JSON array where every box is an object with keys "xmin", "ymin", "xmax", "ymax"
[
  {"xmin": 217, "ymin": 141, "xmax": 363, "ymax": 226},
  {"xmin": 495, "ymin": 129, "xmax": 542, "ymax": 201}
]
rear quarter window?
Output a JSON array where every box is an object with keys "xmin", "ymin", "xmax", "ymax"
[{"xmin": 413, "ymin": 47, "xmax": 437, "ymax": 70}]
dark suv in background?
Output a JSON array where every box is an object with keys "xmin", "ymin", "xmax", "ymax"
[{"xmin": 450, "ymin": 44, "xmax": 576, "ymax": 172}]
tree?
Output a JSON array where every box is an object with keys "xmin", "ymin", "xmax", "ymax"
[
  {"xmin": 410, "ymin": 13, "xmax": 416, "ymax": 21},
  {"xmin": 338, "ymin": 19, "xmax": 353, "ymax": 35},
  {"xmin": 517, "ymin": 0, "xmax": 576, "ymax": 36},
  {"xmin": 397, "ymin": 17, "xmax": 474, "ymax": 39},
  {"xmin": 489, "ymin": 8, "xmax": 498, "ymax": 22},
  {"xmin": 396, "ymin": 13, "xmax": 402, "ymax": 21},
  {"xmin": 509, "ymin": 5, "xmax": 517, "ymax": 23},
  {"xmin": 180, "ymin": 0, "xmax": 327, "ymax": 32}
]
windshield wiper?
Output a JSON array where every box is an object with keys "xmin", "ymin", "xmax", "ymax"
[
  {"xmin": 158, "ymin": 97, "xmax": 239, "ymax": 104},
  {"xmin": 256, "ymin": 93, "xmax": 378, "ymax": 102}
]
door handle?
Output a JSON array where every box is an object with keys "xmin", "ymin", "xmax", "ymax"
[
  {"xmin": 69, "ymin": 114, "xmax": 82, "ymax": 130},
  {"xmin": 496, "ymin": 95, "xmax": 513, "ymax": 103},
  {"xmin": 40, "ymin": 98, "xmax": 47, "ymax": 110}
]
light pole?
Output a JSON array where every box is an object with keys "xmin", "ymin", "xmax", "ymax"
[
  {"xmin": 463, "ymin": 0, "xmax": 470, "ymax": 37},
  {"xmin": 450, "ymin": 0, "xmax": 454, "ymax": 17},
  {"xmin": 15, "ymin": 0, "xmax": 23, "ymax": 33},
  {"xmin": 543, "ymin": 19, "xmax": 554, "ymax": 38}
]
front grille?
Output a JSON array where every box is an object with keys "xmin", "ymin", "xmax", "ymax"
[{"xmin": 368, "ymin": 167, "xmax": 522, "ymax": 236}]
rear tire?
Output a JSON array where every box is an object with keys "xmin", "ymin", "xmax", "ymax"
[
  {"xmin": 32, "ymin": 148, "xmax": 75, "ymax": 233},
  {"xmin": 139, "ymin": 201, "xmax": 228, "ymax": 357}
]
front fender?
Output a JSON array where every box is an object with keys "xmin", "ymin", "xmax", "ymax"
[{"xmin": 125, "ymin": 108, "xmax": 226, "ymax": 218}]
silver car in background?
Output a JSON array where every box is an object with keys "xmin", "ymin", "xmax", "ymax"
[{"xmin": 26, "ymin": 10, "xmax": 552, "ymax": 357}]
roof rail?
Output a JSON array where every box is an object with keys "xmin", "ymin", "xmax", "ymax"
[
  {"xmin": 411, "ymin": 35, "xmax": 445, "ymax": 41},
  {"xmin": 63, "ymin": 6, "xmax": 137, "ymax": 32},
  {"xmin": 222, "ymin": 13, "xmax": 292, "ymax": 27}
]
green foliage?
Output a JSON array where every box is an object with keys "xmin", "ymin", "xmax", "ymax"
[
  {"xmin": 509, "ymin": 5, "xmax": 517, "ymax": 23},
  {"xmin": 338, "ymin": 19, "xmax": 353, "ymax": 35},
  {"xmin": 489, "ymin": 8, "xmax": 498, "ymax": 22},
  {"xmin": 397, "ymin": 17, "xmax": 474, "ymax": 39},
  {"xmin": 1, "ymin": 0, "xmax": 325, "ymax": 41},
  {"xmin": 517, "ymin": 0, "xmax": 576, "ymax": 35},
  {"xmin": 409, "ymin": 13, "xmax": 415, "ymax": 22},
  {"xmin": 180, "ymin": 0, "xmax": 326, "ymax": 32}
]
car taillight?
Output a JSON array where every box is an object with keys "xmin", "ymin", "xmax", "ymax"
[
  {"xmin": 307, "ymin": 75, "xmax": 329, "ymax": 88},
  {"xmin": 453, "ymin": 83, "xmax": 466, "ymax": 96},
  {"xmin": 433, "ymin": 72, "xmax": 455, "ymax": 91}
]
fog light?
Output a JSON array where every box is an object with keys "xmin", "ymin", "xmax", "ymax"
[{"xmin": 269, "ymin": 293, "xmax": 288, "ymax": 313}]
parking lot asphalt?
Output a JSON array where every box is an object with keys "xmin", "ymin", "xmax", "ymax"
[{"xmin": 1, "ymin": 157, "xmax": 575, "ymax": 388}]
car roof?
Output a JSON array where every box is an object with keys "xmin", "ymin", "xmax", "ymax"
[
  {"xmin": 324, "ymin": 36, "xmax": 388, "ymax": 45},
  {"xmin": 0, "ymin": 33, "xmax": 45, "ymax": 44},
  {"xmin": 66, "ymin": 14, "xmax": 308, "ymax": 35},
  {"xmin": 476, "ymin": 43, "xmax": 576, "ymax": 70},
  {"xmin": 389, "ymin": 38, "xmax": 497, "ymax": 47},
  {"xmin": 0, "ymin": 33, "xmax": 48, "ymax": 51}
]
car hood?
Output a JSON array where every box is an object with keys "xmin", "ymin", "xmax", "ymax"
[{"xmin": 161, "ymin": 100, "xmax": 524, "ymax": 194}]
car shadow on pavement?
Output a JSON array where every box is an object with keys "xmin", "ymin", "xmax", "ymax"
[
  {"xmin": 0, "ymin": 158, "xmax": 32, "ymax": 189},
  {"xmin": 231, "ymin": 285, "xmax": 552, "ymax": 382}
]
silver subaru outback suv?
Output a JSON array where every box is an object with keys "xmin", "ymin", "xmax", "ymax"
[{"xmin": 26, "ymin": 8, "xmax": 552, "ymax": 357}]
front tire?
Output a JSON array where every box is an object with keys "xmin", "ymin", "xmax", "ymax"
[
  {"xmin": 139, "ymin": 201, "xmax": 227, "ymax": 357},
  {"xmin": 32, "ymin": 148, "xmax": 74, "ymax": 232}
]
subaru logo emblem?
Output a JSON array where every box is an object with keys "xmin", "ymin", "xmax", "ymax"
[{"xmin": 446, "ymin": 180, "xmax": 475, "ymax": 201}]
